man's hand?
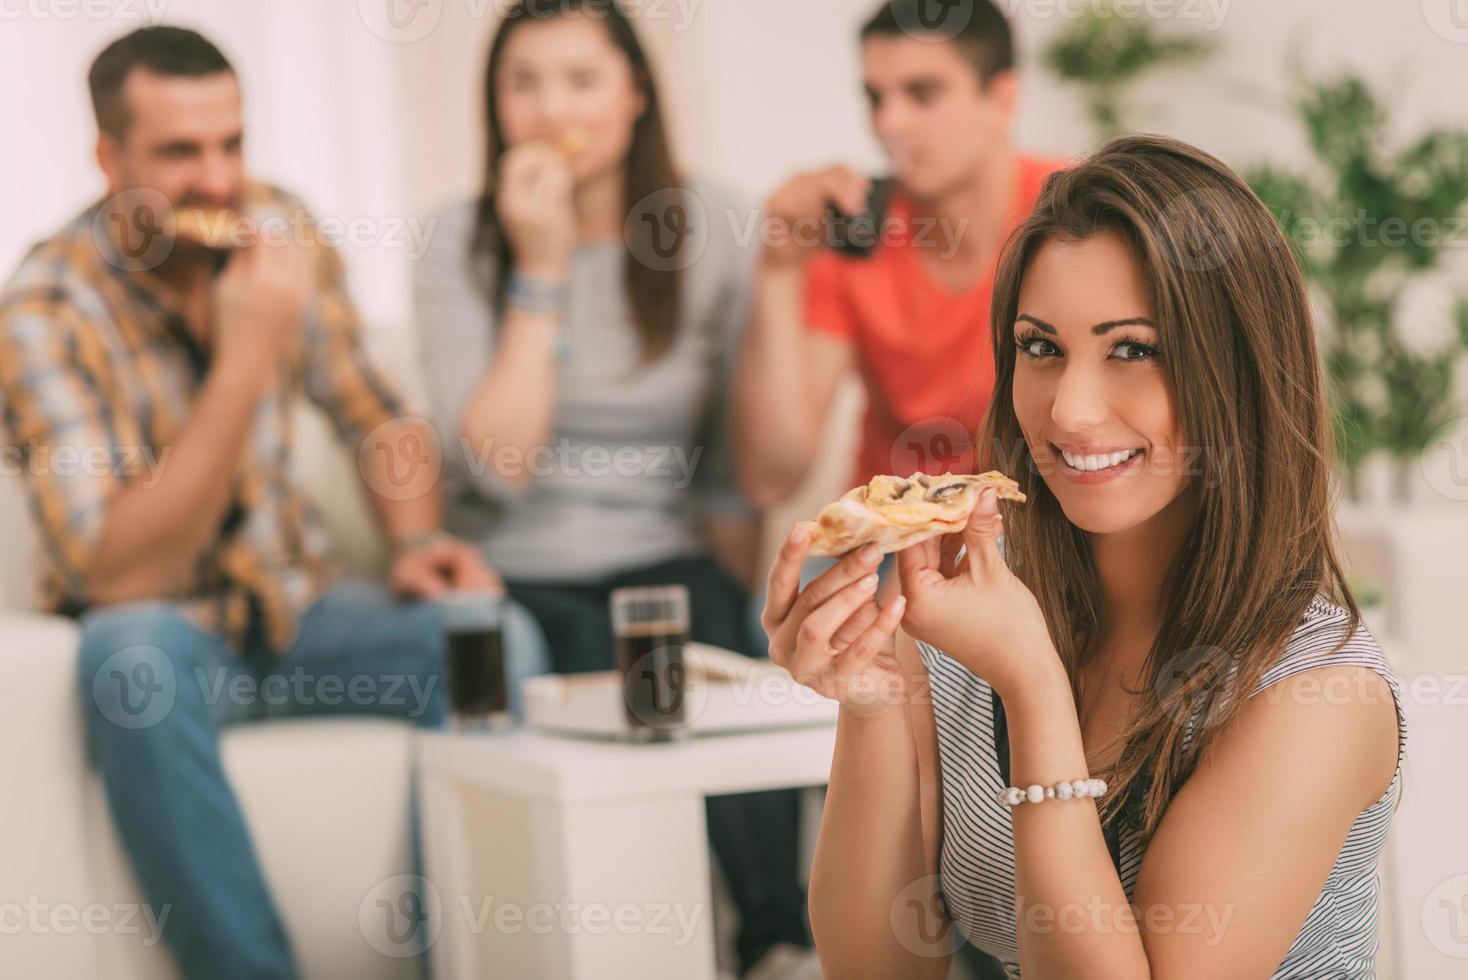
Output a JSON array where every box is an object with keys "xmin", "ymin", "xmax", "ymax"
[
  {"xmin": 763, "ymin": 165, "xmax": 870, "ymax": 267},
  {"xmin": 389, "ymin": 532, "xmax": 504, "ymax": 600},
  {"xmin": 212, "ymin": 232, "xmax": 315, "ymax": 387}
]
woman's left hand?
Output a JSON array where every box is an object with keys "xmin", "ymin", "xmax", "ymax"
[{"xmin": 896, "ymin": 487, "xmax": 1059, "ymax": 697}]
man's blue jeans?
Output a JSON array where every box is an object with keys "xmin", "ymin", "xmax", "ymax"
[{"xmin": 77, "ymin": 581, "xmax": 548, "ymax": 980}]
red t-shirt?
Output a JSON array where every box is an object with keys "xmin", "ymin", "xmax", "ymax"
[{"xmin": 804, "ymin": 155, "xmax": 1062, "ymax": 488}]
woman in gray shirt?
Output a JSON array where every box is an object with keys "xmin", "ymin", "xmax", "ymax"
[{"xmin": 412, "ymin": 3, "xmax": 813, "ymax": 976}]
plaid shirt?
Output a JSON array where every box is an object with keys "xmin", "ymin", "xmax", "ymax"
[{"xmin": 0, "ymin": 184, "xmax": 407, "ymax": 652}]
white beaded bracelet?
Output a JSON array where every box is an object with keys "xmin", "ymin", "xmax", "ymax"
[{"xmin": 995, "ymin": 778, "xmax": 1107, "ymax": 807}]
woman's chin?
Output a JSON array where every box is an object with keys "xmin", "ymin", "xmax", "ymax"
[{"xmin": 1051, "ymin": 493, "xmax": 1157, "ymax": 537}]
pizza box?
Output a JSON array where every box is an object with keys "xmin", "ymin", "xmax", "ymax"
[{"xmin": 523, "ymin": 643, "xmax": 838, "ymax": 740}]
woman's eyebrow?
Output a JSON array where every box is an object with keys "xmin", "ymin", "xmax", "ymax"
[
  {"xmin": 1015, "ymin": 314, "xmax": 1157, "ymax": 335},
  {"xmin": 1091, "ymin": 317, "xmax": 1157, "ymax": 335}
]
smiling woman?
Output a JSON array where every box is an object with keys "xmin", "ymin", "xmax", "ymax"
[{"xmin": 764, "ymin": 134, "xmax": 1404, "ymax": 980}]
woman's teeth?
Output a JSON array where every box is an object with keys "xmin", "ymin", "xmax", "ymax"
[{"xmin": 1059, "ymin": 448, "xmax": 1141, "ymax": 472}]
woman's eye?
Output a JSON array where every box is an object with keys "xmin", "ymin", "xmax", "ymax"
[
  {"xmin": 1014, "ymin": 336, "xmax": 1059, "ymax": 359},
  {"xmin": 1112, "ymin": 340, "xmax": 1160, "ymax": 362}
]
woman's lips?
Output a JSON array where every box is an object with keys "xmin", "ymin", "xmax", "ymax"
[{"xmin": 1052, "ymin": 444, "xmax": 1145, "ymax": 485}]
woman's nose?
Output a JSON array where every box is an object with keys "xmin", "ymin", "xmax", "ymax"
[{"xmin": 1049, "ymin": 365, "xmax": 1109, "ymax": 433}]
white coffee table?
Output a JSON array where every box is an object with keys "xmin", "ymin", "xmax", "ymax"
[{"xmin": 415, "ymin": 724, "xmax": 837, "ymax": 980}]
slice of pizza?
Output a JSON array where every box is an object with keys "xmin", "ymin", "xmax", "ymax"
[
  {"xmin": 172, "ymin": 205, "xmax": 239, "ymax": 251},
  {"xmin": 801, "ymin": 471, "xmax": 1026, "ymax": 557}
]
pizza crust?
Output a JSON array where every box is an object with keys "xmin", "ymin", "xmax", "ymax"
[
  {"xmin": 801, "ymin": 471, "xmax": 1025, "ymax": 557},
  {"xmin": 172, "ymin": 206, "xmax": 238, "ymax": 251}
]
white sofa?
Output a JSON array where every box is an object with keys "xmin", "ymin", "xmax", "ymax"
[{"xmin": 0, "ymin": 400, "xmax": 423, "ymax": 980}]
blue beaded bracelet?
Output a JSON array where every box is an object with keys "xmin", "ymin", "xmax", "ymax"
[{"xmin": 506, "ymin": 272, "xmax": 571, "ymax": 359}]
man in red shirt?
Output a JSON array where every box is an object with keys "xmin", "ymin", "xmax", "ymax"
[{"xmin": 736, "ymin": 0, "xmax": 1062, "ymax": 504}]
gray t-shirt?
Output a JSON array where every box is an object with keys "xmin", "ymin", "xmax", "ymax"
[{"xmin": 412, "ymin": 180, "xmax": 756, "ymax": 582}]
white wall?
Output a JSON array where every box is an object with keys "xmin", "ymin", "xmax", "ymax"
[{"xmin": 3, "ymin": 1, "xmax": 1464, "ymax": 329}]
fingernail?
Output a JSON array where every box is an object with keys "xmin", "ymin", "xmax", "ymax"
[
  {"xmin": 860, "ymin": 574, "xmax": 879, "ymax": 592},
  {"xmin": 892, "ymin": 596, "xmax": 907, "ymax": 614},
  {"xmin": 790, "ymin": 524, "xmax": 808, "ymax": 543},
  {"xmin": 860, "ymin": 544, "xmax": 881, "ymax": 564}
]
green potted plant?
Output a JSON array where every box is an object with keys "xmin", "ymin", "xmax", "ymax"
[
  {"xmin": 1246, "ymin": 71, "xmax": 1468, "ymax": 502},
  {"xmin": 1041, "ymin": 1, "xmax": 1216, "ymax": 136}
]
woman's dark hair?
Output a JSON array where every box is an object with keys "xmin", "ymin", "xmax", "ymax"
[
  {"xmin": 981, "ymin": 134, "xmax": 1360, "ymax": 840},
  {"xmin": 471, "ymin": 0, "xmax": 683, "ymax": 362}
]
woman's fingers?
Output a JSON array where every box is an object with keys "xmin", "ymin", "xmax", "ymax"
[
  {"xmin": 762, "ymin": 525, "xmax": 812, "ymax": 635},
  {"xmin": 786, "ymin": 572, "xmax": 879, "ymax": 681},
  {"xmin": 961, "ymin": 488, "xmax": 1005, "ymax": 578},
  {"xmin": 830, "ymin": 600, "xmax": 880, "ymax": 653},
  {"xmin": 831, "ymin": 597, "xmax": 907, "ymax": 708},
  {"xmin": 798, "ymin": 544, "xmax": 882, "ymax": 614},
  {"xmin": 835, "ymin": 595, "xmax": 906, "ymax": 673},
  {"xmin": 895, "ymin": 535, "xmax": 939, "ymax": 593}
]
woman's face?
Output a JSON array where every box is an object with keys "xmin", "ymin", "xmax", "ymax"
[
  {"xmin": 495, "ymin": 16, "xmax": 646, "ymax": 183},
  {"xmin": 1011, "ymin": 232, "xmax": 1191, "ymax": 535}
]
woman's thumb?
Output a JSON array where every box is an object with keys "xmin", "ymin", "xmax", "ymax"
[{"xmin": 962, "ymin": 487, "xmax": 1004, "ymax": 575}]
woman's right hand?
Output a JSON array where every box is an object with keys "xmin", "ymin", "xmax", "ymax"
[
  {"xmin": 495, "ymin": 142, "xmax": 576, "ymax": 278},
  {"xmin": 762, "ymin": 526, "xmax": 910, "ymax": 717}
]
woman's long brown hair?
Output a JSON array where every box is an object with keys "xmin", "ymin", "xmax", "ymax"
[
  {"xmin": 471, "ymin": 0, "xmax": 683, "ymax": 361},
  {"xmin": 981, "ymin": 134, "xmax": 1360, "ymax": 840}
]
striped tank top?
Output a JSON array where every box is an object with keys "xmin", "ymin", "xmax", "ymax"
[{"xmin": 917, "ymin": 594, "xmax": 1406, "ymax": 978}]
